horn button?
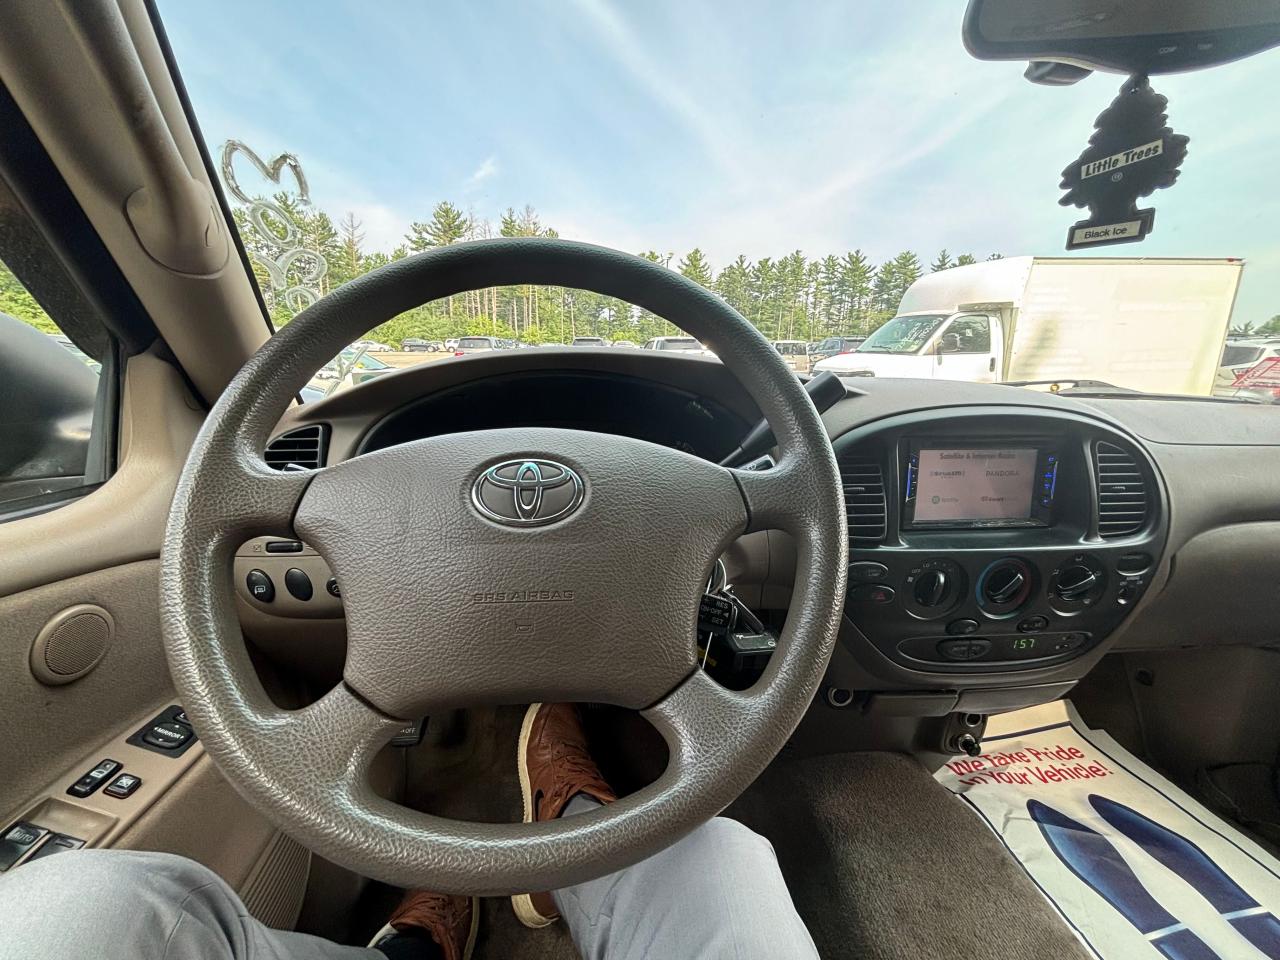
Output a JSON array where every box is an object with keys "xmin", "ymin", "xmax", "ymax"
[
  {"xmin": 471, "ymin": 459, "xmax": 585, "ymax": 527},
  {"xmin": 293, "ymin": 427, "xmax": 747, "ymax": 719}
]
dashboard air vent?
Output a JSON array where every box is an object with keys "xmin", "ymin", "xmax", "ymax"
[
  {"xmin": 840, "ymin": 458, "xmax": 887, "ymax": 545},
  {"xmin": 264, "ymin": 425, "xmax": 328, "ymax": 471},
  {"xmin": 1095, "ymin": 441, "xmax": 1148, "ymax": 538}
]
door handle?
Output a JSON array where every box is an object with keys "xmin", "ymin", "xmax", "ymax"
[{"xmin": 989, "ymin": 356, "xmax": 996, "ymax": 372}]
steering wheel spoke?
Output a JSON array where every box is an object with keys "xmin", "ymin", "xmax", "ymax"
[
  {"xmin": 731, "ymin": 457, "xmax": 822, "ymax": 535},
  {"xmin": 217, "ymin": 683, "xmax": 403, "ymax": 814}
]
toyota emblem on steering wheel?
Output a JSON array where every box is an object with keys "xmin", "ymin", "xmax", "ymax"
[{"xmin": 471, "ymin": 459, "xmax": 585, "ymax": 527}]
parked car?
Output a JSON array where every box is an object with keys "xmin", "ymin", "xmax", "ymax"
[
  {"xmin": 772, "ymin": 340, "xmax": 811, "ymax": 373},
  {"xmin": 570, "ymin": 336, "xmax": 608, "ymax": 347},
  {"xmin": 809, "ymin": 336, "xmax": 866, "ymax": 367},
  {"xmin": 444, "ymin": 338, "xmax": 459, "ymax": 351},
  {"xmin": 611, "ymin": 339, "xmax": 639, "ymax": 348},
  {"xmin": 454, "ymin": 336, "xmax": 501, "ymax": 355},
  {"xmin": 350, "ymin": 339, "xmax": 392, "ymax": 352},
  {"xmin": 401, "ymin": 338, "xmax": 443, "ymax": 352},
  {"xmin": 1215, "ymin": 338, "xmax": 1280, "ymax": 401},
  {"xmin": 640, "ymin": 336, "xmax": 714, "ymax": 355},
  {"xmin": 313, "ymin": 348, "xmax": 395, "ymax": 390}
]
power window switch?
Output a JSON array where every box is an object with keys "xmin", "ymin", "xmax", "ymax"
[
  {"xmin": 24, "ymin": 834, "xmax": 85, "ymax": 862},
  {"xmin": 67, "ymin": 759, "xmax": 121, "ymax": 798},
  {"xmin": 0, "ymin": 822, "xmax": 49, "ymax": 871},
  {"xmin": 104, "ymin": 774, "xmax": 142, "ymax": 799}
]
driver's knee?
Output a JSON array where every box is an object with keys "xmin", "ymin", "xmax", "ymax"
[{"xmin": 0, "ymin": 849, "xmax": 242, "ymax": 957}]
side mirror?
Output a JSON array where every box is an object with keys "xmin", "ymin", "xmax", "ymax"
[
  {"xmin": 938, "ymin": 332, "xmax": 963, "ymax": 355},
  {"xmin": 0, "ymin": 313, "xmax": 97, "ymax": 500}
]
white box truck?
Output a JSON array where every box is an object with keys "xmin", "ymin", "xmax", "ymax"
[{"xmin": 813, "ymin": 256, "xmax": 1243, "ymax": 395}]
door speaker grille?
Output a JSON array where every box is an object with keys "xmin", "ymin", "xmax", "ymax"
[{"xmin": 31, "ymin": 604, "xmax": 114, "ymax": 685}]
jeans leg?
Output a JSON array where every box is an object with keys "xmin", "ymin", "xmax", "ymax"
[
  {"xmin": 0, "ymin": 849, "xmax": 378, "ymax": 960},
  {"xmin": 553, "ymin": 801, "xmax": 819, "ymax": 960}
]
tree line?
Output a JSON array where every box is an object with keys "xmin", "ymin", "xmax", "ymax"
[
  {"xmin": 232, "ymin": 196, "xmax": 1009, "ymax": 345},
  {"xmin": 7, "ymin": 200, "xmax": 1279, "ymax": 347}
]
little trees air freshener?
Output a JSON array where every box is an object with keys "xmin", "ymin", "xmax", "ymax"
[{"xmin": 1059, "ymin": 76, "xmax": 1189, "ymax": 250}]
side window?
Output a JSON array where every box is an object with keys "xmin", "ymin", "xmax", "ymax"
[
  {"xmin": 0, "ymin": 191, "xmax": 115, "ymax": 515},
  {"xmin": 944, "ymin": 315, "xmax": 991, "ymax": 353}
]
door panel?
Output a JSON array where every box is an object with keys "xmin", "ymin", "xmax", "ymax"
[
  {"xmin": 0, "ymin": 351, "xmax": 299, "ymax": 919},
  {"xmin": 0, "ymin": 560, "xmax": 169, "ymax": 812}
]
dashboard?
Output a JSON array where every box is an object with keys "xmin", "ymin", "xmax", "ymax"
[
  {"xmin": 237, "ymin": 348, "xmax": 1280, "ymax": 736},
  {"xmin": 834, "ymin": 407, "xmax": 1164, "ymax": 679}
]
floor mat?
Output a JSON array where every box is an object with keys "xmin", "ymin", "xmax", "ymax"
[
  {"xmin": 727, "ymin": 750, "xmax": 1091, "ymax": 960},
  {"xmin": 935, "ymin": 701, "xmax": 1280, "ymax": 960}
]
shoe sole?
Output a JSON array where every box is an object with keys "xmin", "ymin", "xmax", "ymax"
[
  {"xmin": 366, "ymin": 896, "xmax": 479, "ymax": 959},
  {"xmin": 512, "ymin": 702, "xmax": 557, "ymax": 929}
]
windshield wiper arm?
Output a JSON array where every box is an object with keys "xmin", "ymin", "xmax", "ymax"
[
  {"xmin": 1003, "ymin": 378, "xmax": 1126, "ymax": 391},
  {"xmin": 1005, "ymin": 379, "xmax": 1258, "ymax": 403}
]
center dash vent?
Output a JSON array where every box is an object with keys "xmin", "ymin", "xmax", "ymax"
[
  {"xmin": 840, "ymin": 458, "xmax": 887, "ymax": 545},
  {"xmin": 264, "ymin": 425, "xmax": 328, "ymax": 471},
  {"xmin": 1095, "ymin": 440, "xmax": 1148, "ymax": 538}
]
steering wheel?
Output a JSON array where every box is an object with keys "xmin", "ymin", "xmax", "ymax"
[{"xmin": 160, "ymin": 239, "xmax": 847, "ymax": 895}]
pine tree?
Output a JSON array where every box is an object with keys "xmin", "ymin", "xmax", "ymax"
[
  {"xmin": 930, "ymin": 249, "xmax": 954, "ymax": 272},
  {"xmin": 332, "ymin": 213, "xmax": 365, "ymax": 289},
  {"xmin": 986, "ymin": 252, "xmax": 1004, "ymax": 261},
  {"xmin": 956, "ymin": 253, "xmax": 977, "ymax": 267},
  {"xmin": 711, "ymin": 256, "xmax": 751, "ymax": 335},
  {"xmin": 404, "ymin": 202, "xmax": 470, "ymax": 317},
  {"xmin": 678, "ymin": 248, "xmax": 713, "ymax": 287},
  {"xmin": 406, "ymin": 201, "xmax": 469, "ymax": 251},
  {"xmin": 840, "ymin": 251, "xmax": 874, "ymax": 335}
]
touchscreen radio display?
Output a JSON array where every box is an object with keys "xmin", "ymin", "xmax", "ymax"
[{"xmin": 912, "ymin": 448, "xmax": 1038, "ymax": 523}]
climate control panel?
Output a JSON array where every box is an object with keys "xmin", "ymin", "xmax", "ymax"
[
  {"xmin": 830, "ymin": 405, "xmax": 1165, "ymax": 680},
  {"xmin": 844, "ymin": 547, "xmax": 1153, "ymax": 673}
]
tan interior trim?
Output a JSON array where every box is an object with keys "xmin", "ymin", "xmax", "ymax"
[
  {"xmin": 0, "ymin": 698, "xmax": 205, "ymax": 862},
  {"xmin": 0, "ymin": 350, "xmax": 201, "ymax": 596},
  {"xmin": 0, "ymin": 0, "xmax": 266, "ymax": 402}
]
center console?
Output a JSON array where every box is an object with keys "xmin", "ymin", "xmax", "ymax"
[{"xmin": 833, "ymin": 408, "xmax": 1165, "ymax": 683}]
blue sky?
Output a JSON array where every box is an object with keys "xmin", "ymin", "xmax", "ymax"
[{"xmin": 161, "ymin": 0, "xmax": 1279, "ymax": 325}]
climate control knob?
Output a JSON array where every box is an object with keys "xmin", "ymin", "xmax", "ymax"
[
  {"xmin": 913, "ymin": 570, "xmax": 949, "ymax": 608},
  {"xmin": 977, "ymin": 558, "xmax": 1034, "ymax": 618},
  {"xmin": 1050, "ymin": 554, "xmax": 1107, "ymax": 609},
  {"xmin": 904, "ymin": 558, "xmax": 965, "ymax": 619}
]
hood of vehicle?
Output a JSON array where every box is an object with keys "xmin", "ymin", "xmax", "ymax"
[{"xmin": 813, "ymin": 351, "xmax": 929, "ymax": 377}]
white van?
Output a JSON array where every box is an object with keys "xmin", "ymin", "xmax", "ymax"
[{"xmin": 814, "ymin": 256, "xmax": 1244, "ymax": 395}]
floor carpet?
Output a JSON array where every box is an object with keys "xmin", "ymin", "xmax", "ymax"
[{"xmin": 307, "ymin": 709, "xmax": 1090, "ymax": 959}]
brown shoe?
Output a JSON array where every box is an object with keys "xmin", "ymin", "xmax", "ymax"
[
  {"xmin": 369, "ymin": 889, "xmax": 478, "ymax": 960},
  {"xmin": 512, "ymin": 702, "xmax": 617, "ymax": 928}
]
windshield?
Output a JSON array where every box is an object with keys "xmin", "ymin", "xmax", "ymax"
[
  {"xmin": 858, "ymin": 315, "xmax": 948, "ymax": 355},
  {"xmin": 655, "ymin": 338, "xmax": 701, "ymax": 351},
  {"xmin": 161, "ymin": 4, "xmax": 1280, "ymax": 403}
]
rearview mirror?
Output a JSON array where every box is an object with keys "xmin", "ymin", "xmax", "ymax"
[{"xmin": 963, "ymin": 0, "xmax": 1280, "ymax": 78}]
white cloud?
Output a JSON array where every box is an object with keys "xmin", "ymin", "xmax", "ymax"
[
  {"xmin": 466, "ymin": 155, "xmax": 500, "ymax": 188},
  {"xmin": 341, "ymin": 202, "xmax": 410, "ymax": 252}
]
